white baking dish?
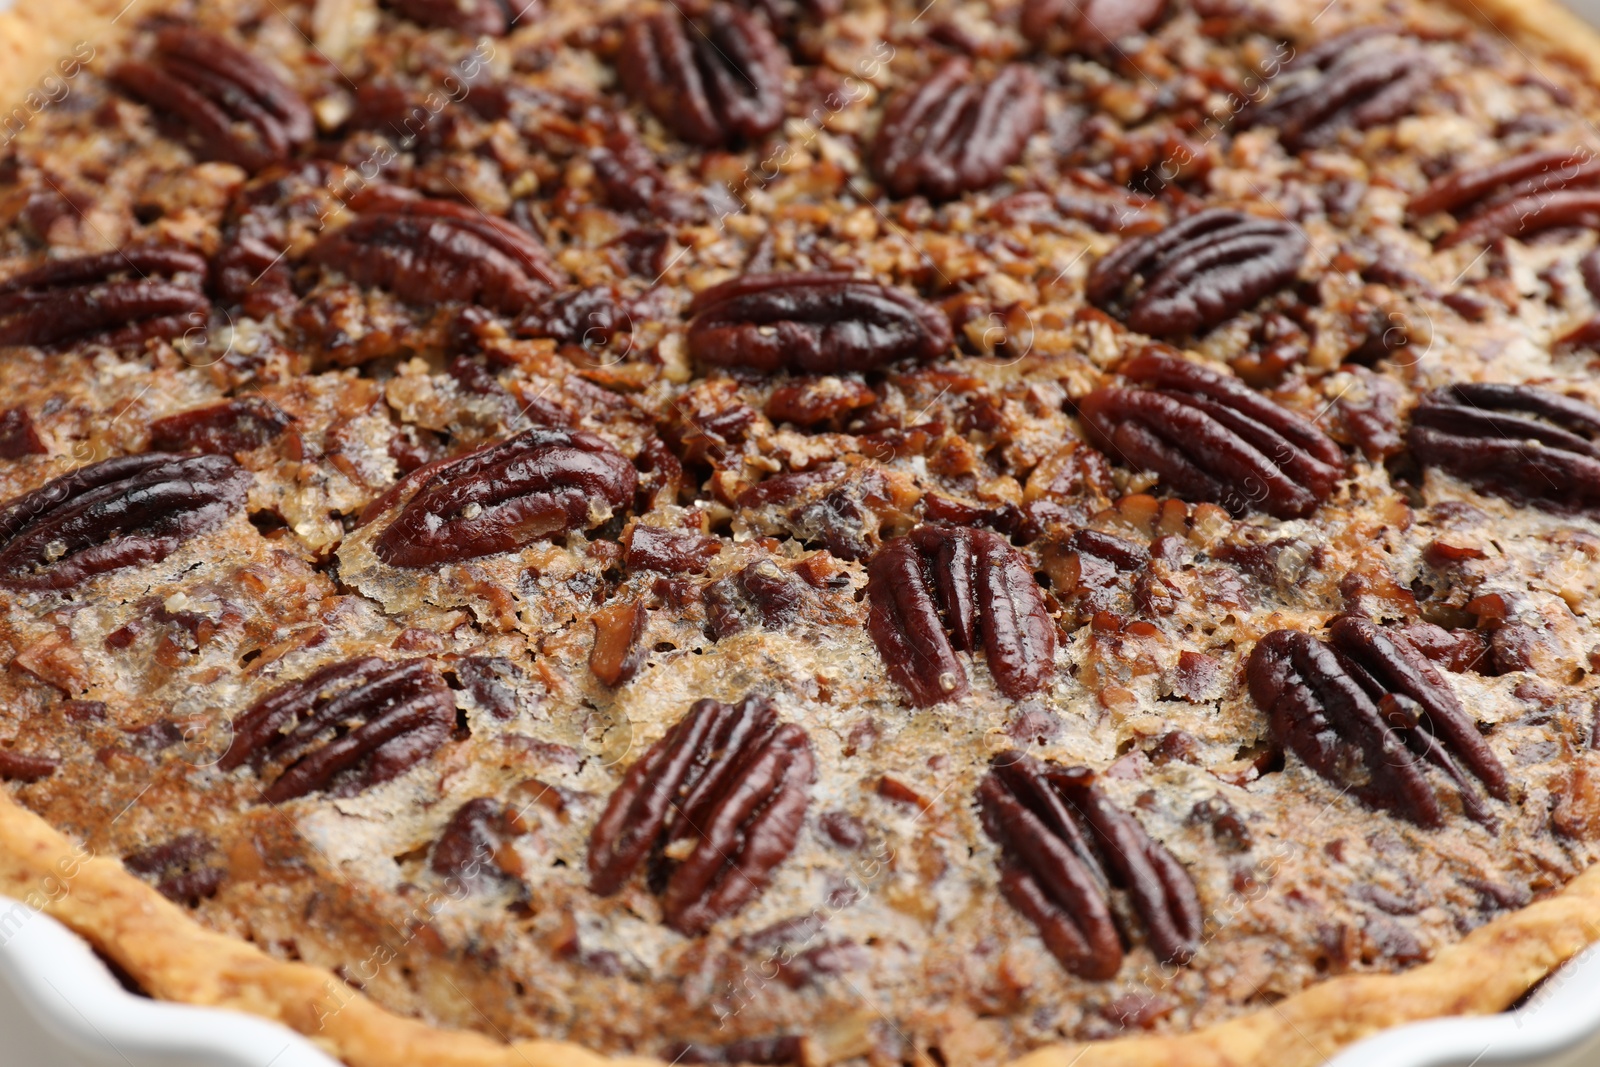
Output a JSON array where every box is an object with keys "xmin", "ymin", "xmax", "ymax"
[{"xmin": 0, "ymin": 896, "xmax": 338, "ymax": 1067}]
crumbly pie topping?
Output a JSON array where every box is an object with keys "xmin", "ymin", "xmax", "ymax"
[{"xmin": 2, "ymin": 0, "xmax": 1600, "ymax": 1063}]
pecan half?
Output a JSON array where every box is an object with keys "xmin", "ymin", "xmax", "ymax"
[
  {"xmin": 309, "ymin": 192, "xmax": 561, "ymax": 314},
  {"xmin": 618, "ymin": 6, "xmax": 788, "ymax": 148},
  {"xmin": 1411, "ymin": 149, "xmax": 1600, "ymax": 248},
  {"xmin": 222, "ymin": 657, "xmax": 456, "ymax": 802},
  {"xmin": 587, "ymin": 694, "xmax": 815, "ymax": 934},
  {"xmin": 390, "ymin": 0, "xmax": 516, "ymax": 34},
  {"xmin": 375, "ymin": 428, "xmax": 637, "ymax": 567},
  {"xmin": 1409, "ymin": 383, "xmax": 1600, "ymax": 514},
  {"xmin": 688, "ymin": 272, "xmax": 952, "ymax": 373},
  {"xmin": 114, "ymin": 27, "xmax": 312, "ymax": 173},
  {"xmin": 1020, "ymin": 0, "xmax": 1166, "ymax": 53},
  {"xmin": 148, "ymin": 397, "xmax": 293, "ymax": 455},
  {"xmin": 867, "ymin": 525, "xmax": 1055, "ymax": 706},
  {"xmin": 979, "ymin": 751, "xmax": 1201, "ymax": 978},
  {"xmin": 1243, "ymin": 28, "xmax": 1433, "ymax": 153},
  {"xmin": 0, "ymin": 454, "xmax": 250, "ymax": 591},
  {"xmin": 1085, "ymin": 209, "xmax": 1307, "ymax": 337},
  {"xmin": 871, "ymin": 58, "xmax": 1043, "ymax": 200},
  {"xmin": 1247, "ymin": 617, "xmax": 1508, "ymax": 827},
  {"xmin": 0, "ymin": 248, "xmax": 209, "ymax": 348},
  {"xmin": 1077, "ymin": 349, "xmax": 1344, "ymax": 519}
]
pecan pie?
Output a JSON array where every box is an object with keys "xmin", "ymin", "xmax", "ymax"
[{"xmin": 4, "ymin": 0, "xmax": 1600, "ymax": 1064}]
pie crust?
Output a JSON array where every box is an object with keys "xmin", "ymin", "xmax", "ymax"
[{"xmin": 2, "ymin": 1, "xmax": 1600, "ymax": 1065}]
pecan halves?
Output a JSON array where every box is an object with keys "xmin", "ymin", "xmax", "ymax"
[
  {"xmin": 390, "ymin": 0, "xmax": 516, "ymax": 34},
  {"xmin": 979, "ymin": 751, "xmax": 1201, "ymax": 978},
  {"xmin": 221, "ymin": 657, "xmax": 456, "ymax": 802},
  {"xmin": 114, "ymin": 27, "xmax": 312, "ymax": 173},
  {"xmin": 1408, "ymin": 383, "xmax": 1600, "ymax": 514},
  {"xmin": 1243, "ymin": 27, "xmax": 1433, "ymax": 153},
  {"xmin": 1328, "ymin": 616, "xmax": 1508, "ymax": 801},
  {"xmin": 587, "ymin": 694, "xmax": 815, "ymax": 935},
  {"xmin": 374, "ymin": 428, "xmax": 638, "ymax": 567},
  {"xmin": 309, "ymin": 194, "xmax": 562, "ymax": 314},
  {"xmin": 687, "ymin": 272, "xmax": 952, "ymax": 373},
  {"xmin": 1085, "ymin": 209, "xmax": 1307, "ymax": 337},
  {"xmin": 1411, "ymin": 149, "xmax": 1600, "ymax": 248},
  {"xmin": 0, "ymin": 454, "xmax": 250, "ymax": 590},
  {"xmin": 618, "ymin": 6, "xmax": 788, "ymax": 149},
  {"xmin": 1247, "ymin": 619, "xmax": 1507, "ymax": 828},
  {"xmin": 866, "ymin": 525, "xmax": 1055, "ymax": 706},
  {"xmin": 1020, "ymin": 0, "xmax": 1166, "ymax": 53},
  {"xmin": 1077, "ymin": 349, "xmax": 1345, "ymax": 519},
  {"xmin": 0, "ymin": 248, "xmax": 210, "ymax": 348},
  {"xmin": 871, "ymin": 58, "xmax": 1043, "ymax": 200}
]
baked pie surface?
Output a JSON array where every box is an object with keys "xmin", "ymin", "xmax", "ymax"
[{"xmin": 1, "ymin": 0, "xmax": 1600, "ymax": 1064}]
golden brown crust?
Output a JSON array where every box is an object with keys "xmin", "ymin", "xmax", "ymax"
[
  {"xmin": 1445, "ymin": 0, "xmax": 1600, "ymax": 79},
  {"xmin": 0, "ymin": 0, "xmax": 116, "ymax": 104},
  {"xmin": 2, "ymin": 0, "xmax": 1600, "ymax": 1065}
]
